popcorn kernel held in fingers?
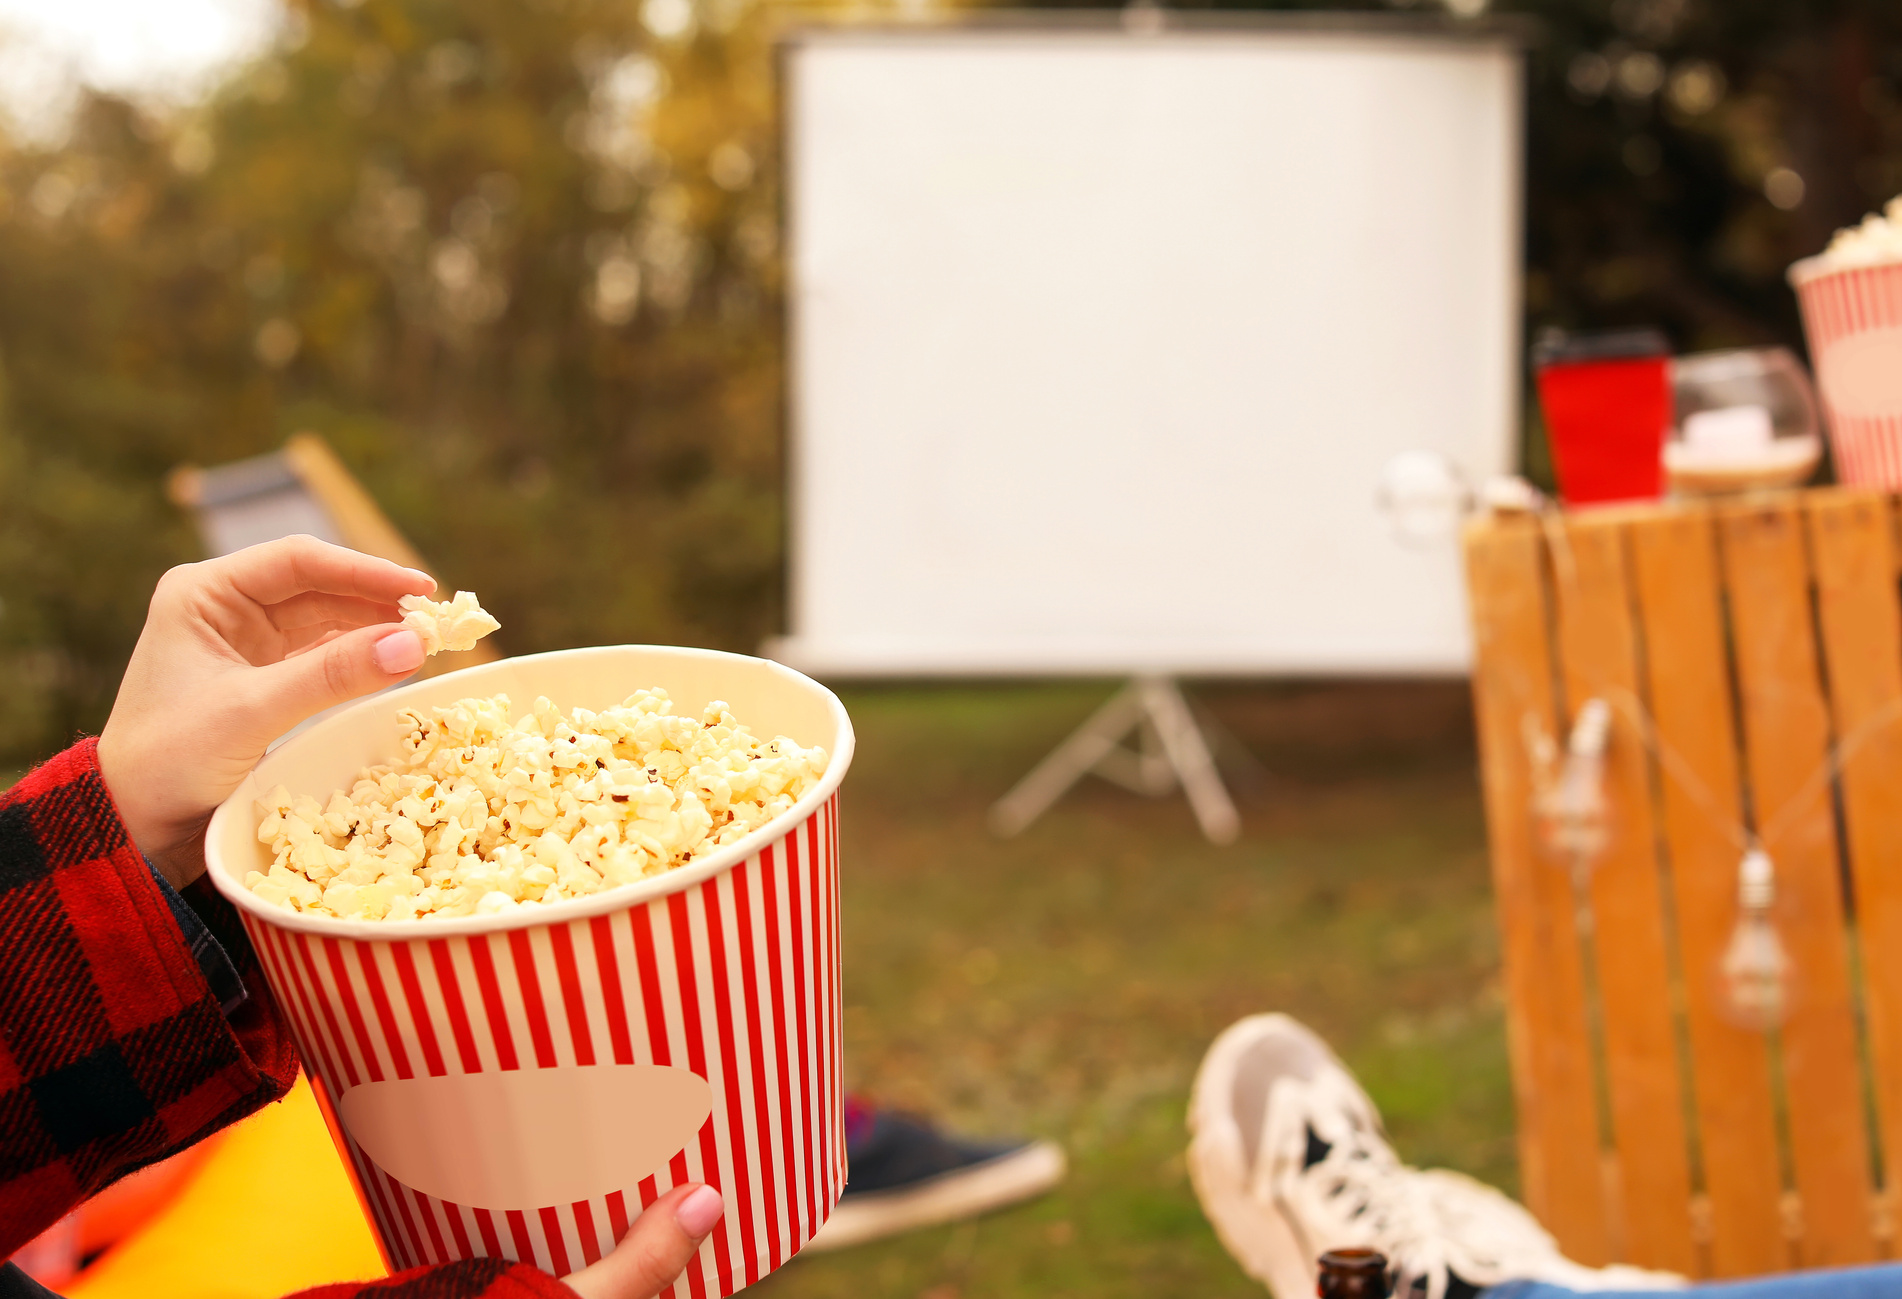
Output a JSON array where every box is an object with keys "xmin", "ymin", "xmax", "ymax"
[{"xmin": 398, "ymin": 590, "xmax": 501, "ymax": 655}]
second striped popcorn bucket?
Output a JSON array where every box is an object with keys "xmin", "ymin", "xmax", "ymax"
[
  {"xmin": 1790, "ymin": 253, "xmax": 1902, "ymax": 486},
  {"xmin": 204, "ymin": 646, "xmax": 854, "ymax": 1295}
]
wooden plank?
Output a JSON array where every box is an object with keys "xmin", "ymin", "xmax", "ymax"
[
  {"xmin": 1548, "ymin": 513, "xmax": 1697, "ymax": 1272},
  {"xmin": 1718, "ymin": 498, "xmax": 1877, "ymax": 1267},
  {"xmin": 1464, "ymin": 515, "xmax": 1610, "ymax": 1262},
  {"xmin": 1805, "ymin": 490, "xmax": 1902, "ymax": 1221},
  {"xmin": 281, "ymin": 432, "xmax": 430, "ymax": 572},
  {"xmin": 1629, "ymin": 507, "xmax": 1788, "ymax": 1277}
]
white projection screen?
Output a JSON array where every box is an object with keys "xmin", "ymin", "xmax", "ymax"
[{"xmin": 774, "ymin": 19, "xmax": 1523, "ymax": 676}]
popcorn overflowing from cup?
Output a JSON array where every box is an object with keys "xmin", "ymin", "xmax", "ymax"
[
  {"xmin": 1819, "ymin": 195, "xmax": 1902, "ymax": 269},
  {"xmin": 247, "ymin": 688, "xmax": 829, "ymax": 921},
  {"xmin": 399, "ymin": 591, "xmax": 501, "ymax": 655}
]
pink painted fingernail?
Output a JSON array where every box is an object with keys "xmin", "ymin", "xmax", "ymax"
[
  {"xmin": 374, "ymin": 629, "xmax": 426, "ymax": 675},
  {"xmin": 676, "ymin": 1185, "xmax": 724, "ymax": 1237}
]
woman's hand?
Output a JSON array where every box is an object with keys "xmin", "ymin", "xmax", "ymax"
[
  {"xmin": 562, "ymin": 1183, "xmax": 725, "ymax": 1299},
  {"xmin": 97, "ymin": 535, "xmax": 436, "ymax": 888}
]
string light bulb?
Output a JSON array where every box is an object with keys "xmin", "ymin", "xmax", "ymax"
[
  {"xmin": 1374, "ymin": 450, "xmax": 1470, "ymax": 547},
  {"xmin": 1532, "ymin": 698, "xmax": 1612, "ymax": 876},
  {"xmin": 1718, "ymin": 847, "xmax": 1794, "ymax": 1031}
]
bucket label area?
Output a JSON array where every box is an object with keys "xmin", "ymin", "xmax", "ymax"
[
  {"xmin": 338, "ymin": 1064, "xmax": 714, "ymax": 1210},
  {"xmin": 1821, "ymin": 327, "xmax": 1902, "ymax": 418}
]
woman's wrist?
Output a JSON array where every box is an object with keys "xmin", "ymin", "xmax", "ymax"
[{"xmin": 96, "ymin": 728, "xmax": 201, "ymax": 890}]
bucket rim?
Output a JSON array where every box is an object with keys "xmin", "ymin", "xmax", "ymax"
[
  {"xmin": 205, "ymin": 643, "xmax": 854, "ymax": 940},
  {"xmin": 1788, "ymin": 251, "xmax": 1902, "ymax": 287}
]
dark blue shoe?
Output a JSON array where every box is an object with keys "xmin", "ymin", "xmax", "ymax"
[{"xmin": 804, "ymin": 1101, "xmax": 1066, "ymax": 1250}]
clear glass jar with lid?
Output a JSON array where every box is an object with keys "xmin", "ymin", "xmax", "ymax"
[{"xmin": 1665, "ymin": 346, "xmax": 1822, "ymax": 496}]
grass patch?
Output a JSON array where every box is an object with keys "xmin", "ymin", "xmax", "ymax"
[{"xmin": 752, "ymin": 679, "xmax": 1515, "ymax": 1299}]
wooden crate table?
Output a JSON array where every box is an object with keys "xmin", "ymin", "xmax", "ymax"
[{"xmin": 1464, "ymin": 488, "xmax": 1902, "ymax": 1279}]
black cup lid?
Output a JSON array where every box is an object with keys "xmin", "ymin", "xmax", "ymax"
[{"xmin": 1531, "ymin": 326, "xmax": 1670, "ymax": 367}]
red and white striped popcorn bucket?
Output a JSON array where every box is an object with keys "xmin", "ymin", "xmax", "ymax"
[
  {"xmin": 1791, "ymin": 254, "xmax": 1902, "ymax": 486},
  {"xmin": 205, "ymin": 646, "xmax": 853, "ymax": 1295}
]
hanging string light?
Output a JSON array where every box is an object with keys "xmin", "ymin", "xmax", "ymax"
[
  {"xmin": 1373, "ymin": 455, "xmax": 1546, "ymax": 546},
  {"xmin": 1529, "ymin": 697, "xmax": 1612, "ymax": 877},
  {"xmin": 1718, "ymin": 847, "xmax": 1794, "ymax": 1031},
  {"xmin": 1488, "ymin": 503, "xmax": 1902, "ymax": 1040}
]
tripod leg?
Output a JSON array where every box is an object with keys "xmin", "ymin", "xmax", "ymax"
[
  {"xmin": 1137, "ymin": 712, "xmax": 1178, "ymax": 795},
  {"xmin": 988, "ymin": 683, "xmax": 1146, "ymax": 837},
  {"xmin": 1186, "ymin": 693, "xmax": 1270, "ymax": 797},
  {"xmin": 1138, "ymin": 676, "xmax": 1241, "ymax": 844}
]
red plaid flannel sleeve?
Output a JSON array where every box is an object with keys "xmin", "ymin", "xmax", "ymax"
[
  {"xmin": 289, "ymin": 1259, "xmax": 576, "ymax": 1298},
  {"xmin": 1, "ymin": 741, "xmax": 586, "ymax": 1299},
  {"xmin": 0, "ymin": 739, "xmax": 299, "ymax": 1257}
]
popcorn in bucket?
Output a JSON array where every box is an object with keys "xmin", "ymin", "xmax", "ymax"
[
  {"xmin": 1791, "ymin": 197, "xmax": 1902, "ymax": 487},
  {"xmin": 205, "ymin": 646, "xmax": 854, "ymax": 1295}
]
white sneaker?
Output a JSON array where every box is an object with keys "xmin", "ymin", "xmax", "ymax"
[{"xmin": 1187, "ymin": 1014, "xmax": 1685, "ymax": 1299}]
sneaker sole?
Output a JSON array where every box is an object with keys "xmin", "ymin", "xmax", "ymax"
[
  {"xmin": 801, "ymin": 1140, "xmax": 1067, "ymax": 1252},
  {"xmin": 1187, "ymin": 1014, "xmax": 1335, "ymax": 1299}
]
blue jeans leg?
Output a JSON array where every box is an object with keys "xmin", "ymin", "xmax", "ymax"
[{"xmin": 1486, "ymin": 1267, "xmax": 1902, "ymax": 1299}]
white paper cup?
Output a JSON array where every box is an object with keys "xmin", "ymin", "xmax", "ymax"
[
  {"xmin": 1791, "ymin": 254, "xmax": 1902, "ymax": 485},
  {"xmin": 205, "ymin": 646, "xmax": 853, "ymax": 1295}
]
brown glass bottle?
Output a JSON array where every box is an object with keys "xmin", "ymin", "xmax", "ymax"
[{"xmin": 1316, "ymin": 1248, "xmax": 1391, "ymax": 1299}]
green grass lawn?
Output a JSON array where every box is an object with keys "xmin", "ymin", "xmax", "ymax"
[{"xmin": 752, "ymin": 679, "xmax": 1517, "ymax": 1299}]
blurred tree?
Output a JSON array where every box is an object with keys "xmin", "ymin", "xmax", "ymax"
[
  {"xmin": 3, "ymin": 0, "xmax": 1902, "ymax": 767},
  {"xmin": 0, "ymin": 0, "xmax": 788, "ymax": 765},
  {"xmin": 1508, "ymin": 0, "xmax": 1902, "ymax": 353}
]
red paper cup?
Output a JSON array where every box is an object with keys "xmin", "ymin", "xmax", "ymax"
[
  {"xmin": 1531, "ymin": 329, "xmax": 1672, "ymax": 506},
  {"xmin": 1791, "ymin": 255, "xmax": 1902, "ymax": 486},
  {"xmin": 205, "ymin": 646, "xmax": 853, "ymax": 1294}
]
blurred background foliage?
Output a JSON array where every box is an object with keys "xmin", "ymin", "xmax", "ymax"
[
  {"xmin": 0, "ymin": 0, "xmax": 786, "ymax": 764},
  {"xmin": 1, "ymin": 0, "xmax": 1900, "ymax": 767}
]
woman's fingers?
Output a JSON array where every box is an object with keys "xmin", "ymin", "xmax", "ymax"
[
  {"xmin": 562, "ymin": 1184, "xmax": 724, "ymax": 1299},
  {"xmin": 265, "ymin": 591, "xmax": 406, "ymax": 632},
  {"xmin": 96, "ymin": 540, "xmax": 438, "ymax": 892},
  {"xmin": 283, "ymin": 625, "xmax": 350, "ymax": 657},
  {"xmin": 239, "ymin": 623, "xmax": 426, "ymax": 742},
  {"xmin": 216, "ymin": 535, "xmax": 435, "ymax": 607}
]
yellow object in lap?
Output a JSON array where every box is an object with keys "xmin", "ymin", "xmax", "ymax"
[{"xmin": 67, "ymin": 1077, "xmax": 385, "ymax": 1299}]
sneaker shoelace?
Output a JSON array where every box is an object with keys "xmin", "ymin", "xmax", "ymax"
[
  {"xmin": 1260, "ymin": 1065, "xmax": 1680, "ymax": 1299},
  {"xmin": 1273, "ymin": 1073, "xmax": 1516, "ymax": 1299},
  {"xmin": 1292, "ymin": 1126, "xmax": 1466, "ymax": 1299}
]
